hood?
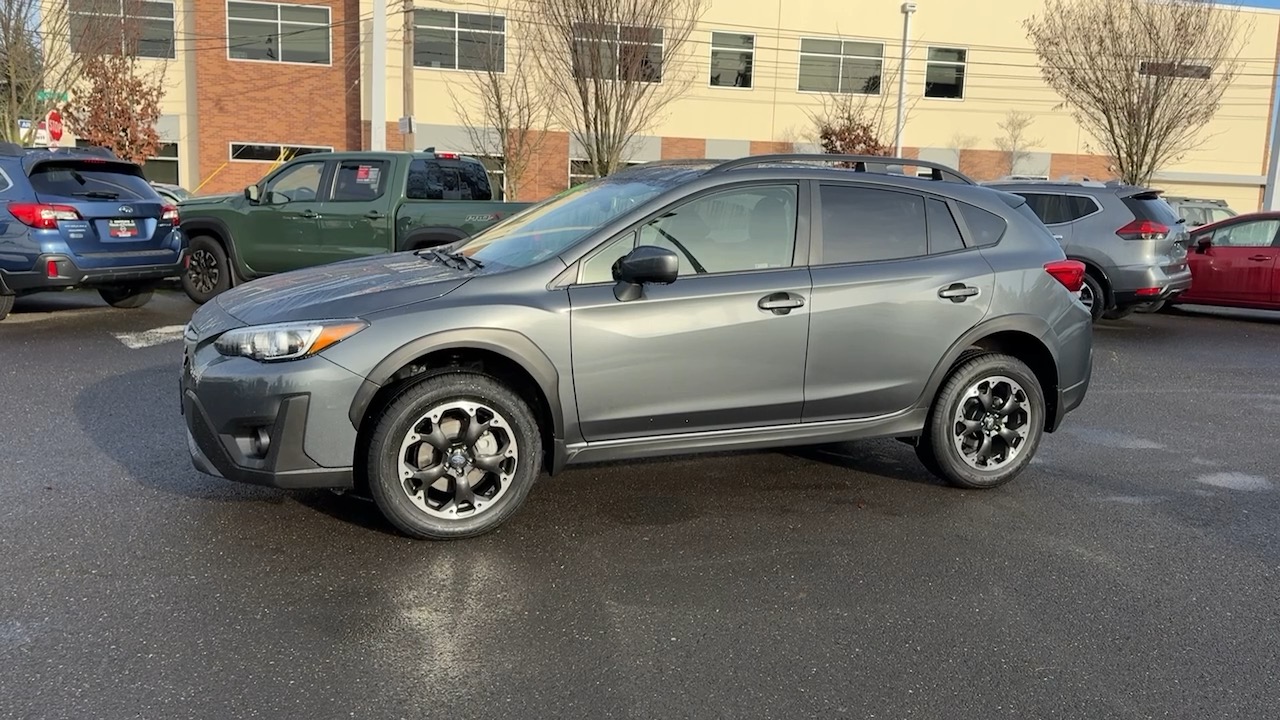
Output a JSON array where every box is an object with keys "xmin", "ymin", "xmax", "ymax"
[
  {"xmin": 178, "ymin": 193, "xmax": 239, "ymax": 207},
  {"xmin": 214, "ymin": 253, "xmax": 471, "ymax": 325}
]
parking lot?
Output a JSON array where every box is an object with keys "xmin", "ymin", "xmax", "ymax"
[{"xmin": 2, "ymin": 290, "xmax": 1278, "ymax": 718}]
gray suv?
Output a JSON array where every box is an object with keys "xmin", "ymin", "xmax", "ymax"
[
  {"xmin": 180, "ymin": 154, "xmax": 1093, "ymax": 540},
  {"xmin": 986, "ymin": 180, "xmax": 1192, "ymax": 321}
]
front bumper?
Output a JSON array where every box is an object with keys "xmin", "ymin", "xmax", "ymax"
[
  {"xmin": 0, "ymin": 253, "xmax": 185, "ymax": 294},
  {"xmin": 181, "ymin": 342, "xmax": 363, "ymax": 489}
]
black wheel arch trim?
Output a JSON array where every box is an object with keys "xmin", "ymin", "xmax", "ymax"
[
  {"xmin": 916, "ymin": 313, "xmax": 1060, "ymax": 416},
  {"xmin": 1070, "ymin": 255, "xmax": 1114, "ymax": 306},
  {"xmin": 348, "ymin": 327, "xmax": 564, "ymax": 443},
  {"xmin": 181, "ymin": 218, "xmax": 252, "ymax": 281},
  {"xmin": 398, "ymin": 226, "xmax": 471, "ymax": 252}
]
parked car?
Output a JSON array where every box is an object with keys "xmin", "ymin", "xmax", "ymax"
[
  {"xmin": 180, "ymin": 154, "xmax": 1093, "ymax": 540},
  {"xmin": 985, "ymin": 179, "xmax": 1192, "ymax": 322},
  {"xmin": 178, "ymin": 150, "xmax": 534, "ymax": 305},
  {"xmin": 0, "ymin": 143, "xmax": 184, "ymax": 321},
  {"xmin": 1164, "ymin": 196, "xmax": 1236, "ymax": 231},
  {"xmin": 1162, "ymin": 211, "xmax": 1279, "ymax": 311},
  {"xmin": 150, "ymin": 182, "xmax": 192, "ymax": 205}
]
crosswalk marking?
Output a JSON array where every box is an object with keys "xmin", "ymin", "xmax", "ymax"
[{"xmin": 113, "ymin": 325, "xmax": 186, "ymax": 349}]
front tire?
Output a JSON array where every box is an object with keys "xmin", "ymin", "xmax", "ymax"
[
  {"xmin": 916, "ymin": 353, "xmax": 1046, "ymax": 489},
  {"xmin": 182, "ymin": 236, "xmax": 231, "ymax": 305},
  {"xmin": 365, "ymin": 372, "xmax": 542, "ymax": 540},
  {"xmin": 0, "ymin": 294, "xmax": 13, "ymax": 321},
  {"xmin": 98, "ymin": 286, "xmax": 153, "ymax": 309}
]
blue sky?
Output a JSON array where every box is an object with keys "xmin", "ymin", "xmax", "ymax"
[{"xmin": 1238, "ymin": 0, "xmax": 1280, "ymax": 8}]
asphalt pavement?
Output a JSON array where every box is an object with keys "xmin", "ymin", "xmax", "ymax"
[{"xmin": 1, "ymin": 290, "xmax": 1278, "ymax": 719}]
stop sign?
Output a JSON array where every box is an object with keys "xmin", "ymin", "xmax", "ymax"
[{"xmin": 44, "ymin": 109, "xmax": 63, "ymax": 145}]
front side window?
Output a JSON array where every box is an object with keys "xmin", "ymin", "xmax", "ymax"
[
  {"xmin": 330, "ymin": 160, "xmax": 389, "ymax": 202},
  {"xmin": 227, "ymin": 1, "xmax": 331, "ymax": 64},
  {"xmin": 1213, "ymin": 220, "xmax": 1280, "ymax": 248},
  {"xmin": 925, "ymin": 47, "xmax": 966, "ymax": 99},
  {"xmin": 710, "ymin": 31, "xmax": 754, "ymax": 88},
  {"xmin": 636, "ymin": 185, "xmax": 798, "ymax": 276},
  {"xmin": 69, "ymin": 0, "xmax": 175, "ymax": 59},
  {"xmin": 798, "ymin": 38, "xmax": 883, "ymax": 94},
  {"xmin": 572, "ymin": 23, "xmax": 663, "ymax": 82},
  {"xmin": 414, "ymin": 9, "xmax": 506, "ymax": 71},
  {"xmin": 265, "ymin": 162, "xmax": 324, "ymax": 204},
  {"xmin": 819, "ymin": 185, "xmax": 926, "ymax": 264}
]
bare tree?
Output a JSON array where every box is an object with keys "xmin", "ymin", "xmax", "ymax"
[
  {"xmin": 949, "ymin": 132, "xmax": 979, "ymax": 150},
  {"xmin": 0, "ymin": 0, "xmax": 125, "ymax": 145},
  {"xmin": 447, "ymin": 3, "xmax": 551, "ymax": 200},
  {"xmin": 992, "ymin": 110, "xmax": 1042, "ymax": 176},
  {"xmin": 806, "ymin": 59, "xmax": 912, "ymax": 157},
  {"xmin": 1025, "ymin": 0, "xmax": 1247, "ymax": 185},
  {"xmin": 518, "ymin": 0, "xmax": 706, "ymax": 178}
]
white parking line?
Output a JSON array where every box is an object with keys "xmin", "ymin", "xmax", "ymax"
[{"xmin": 113, "ymin": 325, "xmax": 186, "ymax": 349}]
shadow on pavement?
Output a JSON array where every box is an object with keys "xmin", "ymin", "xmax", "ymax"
[{"xmin": 12, "ymin": 290, "xmax": 109, "ymax": 314}]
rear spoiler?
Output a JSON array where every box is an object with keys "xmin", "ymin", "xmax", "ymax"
[{"xmin": 21, "ymin": 153, "xmax": 144, "ymax": 177}]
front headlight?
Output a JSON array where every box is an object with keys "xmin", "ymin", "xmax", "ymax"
[{"xmin": 214, "ymin": 319, "xmax": 368, "ymax": 362}]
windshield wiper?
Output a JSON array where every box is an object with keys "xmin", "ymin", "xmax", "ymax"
[
  {"xmin": 416, "ymin": 247, "xmax": 484, "ymax": 271},
  {"xmin": 73, "ymin": 191, "xmax": 120, "ymax": 199}
]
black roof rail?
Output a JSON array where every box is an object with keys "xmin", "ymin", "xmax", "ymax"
[{"xmin": 707, "ymin": 153, "xmax": 976, "ymax": 185}]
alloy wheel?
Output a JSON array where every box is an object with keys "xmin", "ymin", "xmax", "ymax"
[
  {"xmin": 951, "ymin": 375, "xmax": 1032, "ymax": 471},
  {"xmin": 187, "ymin": 249, "xmax": 219, "ymax": 294},
  {"xmin": 397, "ymin": 400, "xmax": 519, "ymax": 519},
  {"xmin": 1078, "ymin": 282, "xmax": 1095, "ymax": 312}
]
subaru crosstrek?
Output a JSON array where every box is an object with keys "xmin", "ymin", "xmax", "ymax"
[
  {"xmin": 180, "ymin": 154, "xmax": 1094, "ymax": 540},
  {"xmin": 0, "ymin": 143, "xmax": 184, "ymax": 320}
]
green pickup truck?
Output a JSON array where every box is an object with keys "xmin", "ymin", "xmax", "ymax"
[{"xmin": 178, "ymin": 150, "xmax": 534, "ymax": 303}]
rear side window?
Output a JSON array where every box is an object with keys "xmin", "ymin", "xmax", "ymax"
[
  {"xmin": 330, "ymin": 160, "xmax": 389, "ymax": 201},
  {"xmin": 819, "ymin": 185, "xmax": 927, "ymax": 264},
  {"xmin": 0, "ymin": 168, "xmax": 11, "ymax": 193},
  {"xmin": 1015, "ymin": 192, "xmax": 1097, "ymax": 224},
  {"xmin": 406, "ymin": 159, "xmax": 493, "ymax": 201},
  {"xmin": 1122, "ymin": 193, "xmax": 1180, "ymax": 225},
  {"xmin": 924, "ymin": 198, "xmax": 965, "ymax": 254},
  {"xmin": 29, "ymin": 161, "xmax": 156, "ymax": 201},
  {"xmin": 957, "ymin": 203, "xmax": 1008, "ymax": 246}
]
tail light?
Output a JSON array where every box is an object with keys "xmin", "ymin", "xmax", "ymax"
[
  {"xmin": 7, "ymin": 202, "xmax": 81, "ymax": 229},
  {"xmin": 1117, "ymin": 219, "xmax": 1168, "ymax": 240},
  {"xmin": 1044, "ymin": 259, "xmax": 1086, "ymax": 293},
  {"xmin": 162, "ymin": 204, "xmax": 180, "ymax": 225},
  {"xmin": 435, "ymin": 151, "xmax": 459, "ymax": 159}
]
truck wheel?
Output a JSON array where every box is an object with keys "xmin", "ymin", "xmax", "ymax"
[
  {"xmin": 915, "ymin": 353, "xmax": 1045, "ymax": 490},
  {"xmin": 364, "ymin": 372, "xmax": 542, "ymax": 540},
  {"xmin": 182, "ymin": 236, "xmax": 231, "ymax": 305},
  {"xmin": 0, "ymin": 294, "xmax": 13, "ymax": 321},
  {"xmin": 98, "ymin": 286, "xmax": 153, "ymax": 309}
]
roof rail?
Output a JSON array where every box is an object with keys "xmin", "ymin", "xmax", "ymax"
[{"xmin": 707, "ymin": 153, "xmax": 976, "ymax": 185}]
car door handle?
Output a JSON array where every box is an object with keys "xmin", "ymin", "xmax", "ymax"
[
  {"xmin": 758, "ymin": 292, "xmax": 805, "ymax": 315},
  {"xmin": 1248, "ymin": 254, "xmax": 1271, "ymax": 261},
  {"xmin": 1052, "ymin": 234, "xmax": 1064, "ymax": 241},
  {"xmin": 300, "ymin": 210, "xmax": 321, "ymax": 219},
  {"xmin": 939, "ymin": 283, "xmax": 980, "ymax": 302},
  {"xmin": 365, "ymin": 211, "xmax": 385, "ymax": 219}
]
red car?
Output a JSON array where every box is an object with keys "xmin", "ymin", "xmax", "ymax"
[{"xmin": 1168, "ymin": 211, "xmax": 1280, "ymax": 310}]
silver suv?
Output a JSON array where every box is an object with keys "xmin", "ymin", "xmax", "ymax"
[
  {"xmin": 180, "ymin": 154, "xmax": 1094, "ymax": 540},
  {"xmin": 986, "ymin": 180, "xmax": 1192, "ymax": 321},
  {"xmin": 1163, "ymin": 196, "xmax": 1236, "ymax": 231}
]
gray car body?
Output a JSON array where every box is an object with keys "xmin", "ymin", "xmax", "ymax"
[
  {"xmin": 985, "ymin": 180, "xmax": 1192, "ymax": 309},
  {"xmin": 181, "ymin": 163, "xmax": 1093, "ymax": 489}
]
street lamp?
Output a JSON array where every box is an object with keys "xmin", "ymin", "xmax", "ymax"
[{"xmin": 894, "ymin": 1, "xmax": 917, "ymax": 158}]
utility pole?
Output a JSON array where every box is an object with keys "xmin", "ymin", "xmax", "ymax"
[
  {"xmin": 1265, "ymin": 74, "xmax": 1280, "ymax": 210},
  {"xmin": 370, "ymin": 0, "xmax": 387, "ymax": 150},
  {"xmin": 401, "ymin": 0, "xmax": 416, "ymax": 151},
  {"xmin": 894, "ymin": 1, "xmax": 917, "ymax": 158}
]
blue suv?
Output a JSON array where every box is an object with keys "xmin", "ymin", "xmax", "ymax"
[{"xmin": 0, "ymin": 143, "xmax": 186, "ymax": 320}]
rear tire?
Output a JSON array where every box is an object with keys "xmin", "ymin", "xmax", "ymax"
[
  {"xmin": 98, "ymin": 286, "xmax": 153, "ymax": 309},
  {"xmin": 1079, "ymin": 272, "xmax": 1106, "ymax": 323},
  {"xmin": 0, "ymin": 294, "xmax": 13, "ymax": 321},
  {"xmin": 1102, "ymin": 305, "xmax": 1136, "ymax": 320},
  {"xmin": 916, "ymin": 353, "xmax": 1046, "ymax": 490},
  {"xmin": 182, "ymin": 236, "xmax": 231, "ymax": 305}
]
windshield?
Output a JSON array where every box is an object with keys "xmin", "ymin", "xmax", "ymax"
[{"xmin": 456, "ymin": 176, "xmax": 678, "ymax": 269}]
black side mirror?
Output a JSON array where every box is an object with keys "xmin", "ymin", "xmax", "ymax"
[
  {"xmin": 244, "ymin": 185, "xmax": 260, "ymax": 203},
  {"xmin": 1195, "ymin": 236, "xmax": 1212, "ymax": 253},
  {"xmin": 612, "ymin": 245, "xmax": 679, "ymax": 302}
]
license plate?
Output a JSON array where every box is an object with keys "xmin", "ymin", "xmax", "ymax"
[{"xmin": 108, "ymin": 219, "xmax": 138, "ymax": 238}]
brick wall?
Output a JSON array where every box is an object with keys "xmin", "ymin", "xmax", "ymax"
[
  {"xmin": 749, "ymin": 140, "xmax": 794, "ymax": 155},
  {"xmin": 661, "ymin": 137, "xmax": 707, "ymax": 160},
  {"xmin": 1049, "ymin": 153, "xmax": 1115, "ymax": 181},
  {"xmin": 360, "ymin": 121, "xmax": 407, "ymax": 152},
  {"xmin": 512, "ymin": 130, "xmax": 571, "ymax": 201},
  {"xmin": 959, "ymin": 149, "xmax": 1013, "ymax": 181},
  {"xmin": 193, "ymin": 0, "xmax": 361, "ymax": 194}
]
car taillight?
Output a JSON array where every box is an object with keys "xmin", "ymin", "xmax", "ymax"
[
  {"xmin": 7, "ymin": 202, "xmax": 81, "ymax": 229},
  {"xmin": 1117, "ymin": 219, "xmax": 1168, "ymax": 240},
  {"xmin": 435, "ymin": 151, "xmax": 459, "ymax": 159},
  {"xmin": 1044, "ymin": 259, "xmax": 1086, "ymax": 293},
  {"xmin": 162, "ymin": 204, "xmax": 179, "ymax": 225}
]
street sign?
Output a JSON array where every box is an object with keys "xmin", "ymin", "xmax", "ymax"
[
  {"xmin": 45, "ymin": 110, "xmax": 63, "ymax": 146},
  {"xmin": 36, "ymin": 90, "xmax": 68, "ymax": 103},
  {"xmin": 398, "ymin": 116, "xmax": 415, "ymax": 135}
]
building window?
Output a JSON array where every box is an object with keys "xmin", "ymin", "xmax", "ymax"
[
  {"xmin": 75, "ymin": 139, "xmax": 180, "ymax": 183},
  {"xmin": 226, "ymin": 1, "xmax": 331, "ymax": 65},
  {"xmin": 572, "ymin": 23, "xmax": 663, "ymax": 82},
  {"xmin": 1138, "ymin": 61, "xmax": 1211, "ymax": 80},
  {"xmin": 569, "ymin": 159, "xmax": 645, "ymax": 187},
  {"xmin": 710, "ymin": 31, "xmax": 753, "ymax": 88},
  {"xmin": 230, "ymin": 143, "xmax": 332, "ymax": 162},
  {"xmin": 479, "ymin": 156, "xmax": 505, "ymax": 200},
  {"xmin": 924, "ymin": 47, "xmax": 966, "ymax": 99},
  {"xmin": 798, "ymin": 38, "xmax": 883, "ymax": 94},
  {"xmin": 414, "ymin": 9, "xmax": 506, "ymax": 71},
  {"xmin": 69, "ymin": 0, "xmax": 175, "ymax": 59}
]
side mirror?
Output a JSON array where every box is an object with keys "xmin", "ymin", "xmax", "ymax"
[
  {"xmin": 244, "ymin": 185, "xmax": 260, "ymax": 203},
  {"xmin": 612, "ymin": 245, "xmax": 679, "ymax": 302},
  {"xmin": 1195, "ymin": 236, "xmax": 1212, "ymax": 253}
]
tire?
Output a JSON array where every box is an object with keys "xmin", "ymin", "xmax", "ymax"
[
  {"xmin": 1102, "ymin": 305, "xmax": 1136, "ymax": 320},
  {"xmin": 0, "ymin": 294, "xmax": 13, "ymax": 321},
  {"xmin": 1079, "ymin": 272, "xmax": 1106, "ymax": 323},
  {"xmin": 1134, "ymin": 300, "xmax": 1165, "ymax": 314},
  {"xmin": 98, "ymin": 286, "xmax": 153, "ymax": 308},
  {"xmin": 364, "ymin": 372, "xmax": 542, "ymax": 540},
  {"xmin": 182, "ymin": 236, "xmax": 231, "ymax": 305},
  {"xmin": 916, "ymin": 353, "xmax": 1046, "ymax": 490}
]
